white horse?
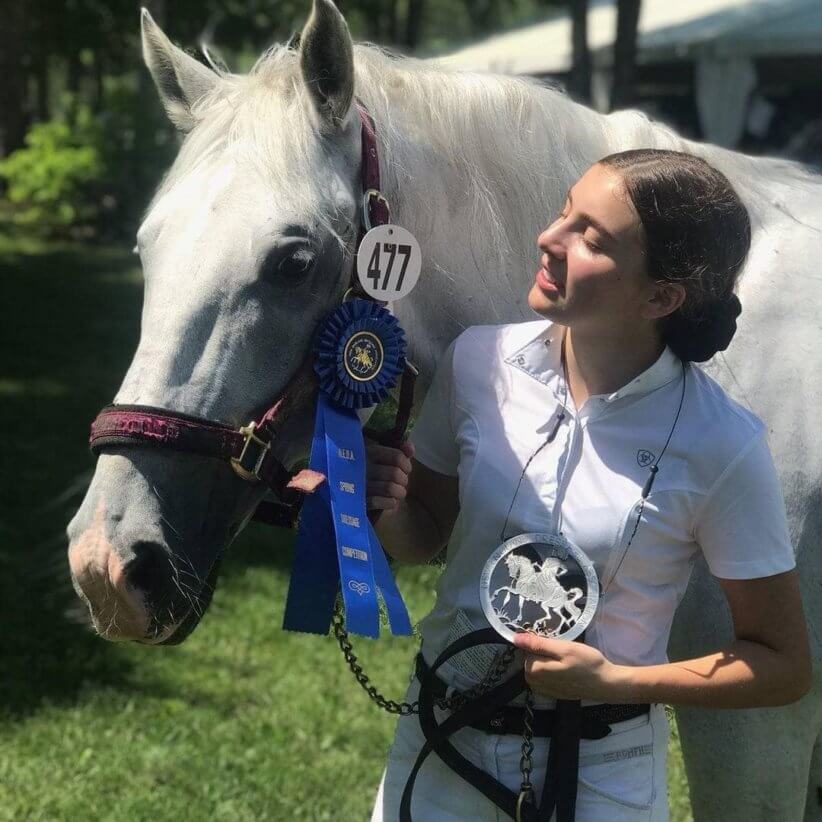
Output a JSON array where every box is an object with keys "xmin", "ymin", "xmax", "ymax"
[{"xmin": 67, "ymin": 2, "xmax": 822, "ymax": 818}]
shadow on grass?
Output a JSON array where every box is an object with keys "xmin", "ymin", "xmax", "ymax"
[{"xmin": 0, "ymin": 239, "xmax": 148, "ymax": 718}]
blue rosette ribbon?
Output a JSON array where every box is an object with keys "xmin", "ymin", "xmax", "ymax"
[{"xmin": 283, "ymin": 299, "xmax": 413, "ymax": 638}]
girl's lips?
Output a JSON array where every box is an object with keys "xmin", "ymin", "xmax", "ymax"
[{"xmin": 535, "ymin": 266, "xmax": 562, "ymax": 295}]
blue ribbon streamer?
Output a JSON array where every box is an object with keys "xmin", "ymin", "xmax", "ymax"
[{"xmin": 283, "ymin": 392, "xmax": 412, "ymax": 638}]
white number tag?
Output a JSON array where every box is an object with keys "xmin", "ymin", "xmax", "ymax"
[{"xmin": 356, "ymin": 225, "xmax": 421, "ymax": 301}]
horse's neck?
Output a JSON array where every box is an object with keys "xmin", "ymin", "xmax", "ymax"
[{"xmin": 368, "ymin": 69, "xmax": 684, "ymax": 379}]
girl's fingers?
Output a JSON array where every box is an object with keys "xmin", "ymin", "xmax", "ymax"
[
  {"xmin": 368, "ymin": 463, "xmax": 410, "ymax": 487},
  {"xmin": 524, "ymin": 656, "xmax": 562, "ymax": 675},
  {"xmin": 366, "ymin": 496, "xmax": 399, "ymax": 512},
  {"xmin": 513, "ymin": 631, "xmax": 563, "ymax": 657},
  {"xmin": 366, "ymin": 480, "xmax": 407, "ymax": 501},
  {"xmin": 365, "ymin": 443, "xmax": 413, "ymax": 475}
]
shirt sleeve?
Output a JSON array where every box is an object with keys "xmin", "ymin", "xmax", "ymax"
[
  {"xmin": 694, "ymin": 431, "xmax": 796, "ymax": 579},
  {"xmin": 409, "ymin": 338, "xmax": 460, "ymax": 476}
]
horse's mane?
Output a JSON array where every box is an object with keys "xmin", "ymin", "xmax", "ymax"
[
  {"xmin": 506, "ymin": 553, "xmax": 533, "ymax": 577},
  {"xmin": 150, "ymin": 42, "xmax": 822, "ymax": 277},
  {"xmin": 150, "ymin": 43, "xmax": 600, "ymax": 274}
]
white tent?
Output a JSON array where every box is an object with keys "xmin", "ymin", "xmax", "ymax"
[
  {"xmin": 438, "ymin": 0, "xmax": 822, "ymax": 147},
  {"xmin": 641, "ymin": 0, "xmax": 822, "ymax": 60}
]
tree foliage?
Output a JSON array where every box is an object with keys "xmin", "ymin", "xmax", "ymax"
[
  {"xmin": 0, "ymin": 109, "xmax": 102, "ymax": 231},
  {"xmin": 0, "ymin": 0, "xmax": 567, "ymax": 237}
]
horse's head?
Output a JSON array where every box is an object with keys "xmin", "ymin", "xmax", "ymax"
[
  {"xmin": 67, "ymin": 1, "xmax": 365, "ymax": 644},
  {"xmin": 505, "ymin": 553, "xmax": 531, "ymax": 580}
]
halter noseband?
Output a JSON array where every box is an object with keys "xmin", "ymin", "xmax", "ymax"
[{"xmin": 89, "ymin": 104, "xmax": 416, "ymax": 528}]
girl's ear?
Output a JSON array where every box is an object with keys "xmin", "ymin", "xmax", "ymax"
[{"xmin": 644, "ymin": 281, "xmax": 686, "ymax": 321}]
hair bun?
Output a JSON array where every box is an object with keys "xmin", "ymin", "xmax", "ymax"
[{"xmin": 664, "ymin": 293, "xmax": 742, "ymax": 362}]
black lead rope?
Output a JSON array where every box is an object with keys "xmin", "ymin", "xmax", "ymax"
[
  {"xmin": 539, "ymin": 697, "xmax": 582, "ymax": 821},
  {"xmin": 399, "ymin": 629, "xmax": 585, "ymax": 822},
  {"xmin": 399, "ymin": 629, "xmax": 527, "ymax": 821}
]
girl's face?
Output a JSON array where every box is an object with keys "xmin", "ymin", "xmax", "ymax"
[{"xmin": 528, "ymin": 163, "xmax": 665, "ymax": 335}]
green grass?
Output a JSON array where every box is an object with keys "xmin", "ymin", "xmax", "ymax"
[{"xmin": 0, "ymin": 236, "xmax": 692, "ymax": 821}]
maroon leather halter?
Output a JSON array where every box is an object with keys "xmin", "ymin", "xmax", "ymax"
[{"xmin": 89, "ymin": 104, "xmax": 417, "ymax": 528}]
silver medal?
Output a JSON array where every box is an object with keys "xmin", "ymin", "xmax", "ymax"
[{"xmin": 480, "ymin": 532, "xmax": 599, "ymax": 642}]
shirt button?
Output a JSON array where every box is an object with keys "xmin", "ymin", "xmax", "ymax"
[{"xmin": 516, "ymin": 356, "xmax": 525, "ymax": 365}]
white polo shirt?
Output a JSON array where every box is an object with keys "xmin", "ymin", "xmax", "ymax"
[{"xmin": 409, "ymin": 320, "xmax": 796, "ymax": 685}]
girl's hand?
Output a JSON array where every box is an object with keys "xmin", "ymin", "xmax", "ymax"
[
  {"xmin": 513, "ymin": 632, "xmax": 628, "ymax": 702},
  {"xmin": 365, "ymin": 440, "xmax": 415, "ymax": 513}
]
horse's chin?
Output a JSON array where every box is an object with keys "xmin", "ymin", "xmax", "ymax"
[
  {"xmin": 139, "ymin": 554, "xmax": 225, "ymax": 646},
  {"xmin": 138, "ymin": 611, "xmax": 202, "ymax": 646}
]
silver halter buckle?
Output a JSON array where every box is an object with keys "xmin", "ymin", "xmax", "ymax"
[
  {"xmin": 230, "ymin": 422, "xmax": 271, "ymax": 482},
  {"xmin": 361, "ymin": 189, "xmax": 390, "ymax": 232}
]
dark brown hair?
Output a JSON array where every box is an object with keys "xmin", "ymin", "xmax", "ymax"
[{"xmin": 599, "ymin": 148, "xmax": 751, "ymax": 362}]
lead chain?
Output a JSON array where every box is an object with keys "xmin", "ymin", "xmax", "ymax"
[
  {"xmin": 332, "ymin": 597, "xmax": 517, "ymax": 715},
  {"xmin": 331, "ymin": 599, "xmax": 418, "ymax": 715}
]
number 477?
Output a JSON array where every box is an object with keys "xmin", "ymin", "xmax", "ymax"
[{"xmin": 367, "ymin": 243, "xmax": 413, "ymax": 291}]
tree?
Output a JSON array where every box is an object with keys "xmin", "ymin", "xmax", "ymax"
[
  {"xmin": 405, "ymin": 0, "xmax": 426, "ymax": 49},
  {"xmin": 568, "ymin": 0, "xmax": 591, "ymax": 103},
  {"xmin": 610, "ymin": 0, "xmax": 641, "ymax": 110},
  {"xmin": 0, "ymin": 2, "xmax": 29, "ymax": 155}
]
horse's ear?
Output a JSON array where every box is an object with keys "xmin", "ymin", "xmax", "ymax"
[
  {"xmin": 299, "ymin": 0, "xmax": 355, "ymax": 131},
  {"xmin": 140, "ymin": 8, "xmax": 219, "ymax": 132}
]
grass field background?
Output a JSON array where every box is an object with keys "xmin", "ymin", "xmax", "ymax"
[{"xmin": 0, "ymin": 237, "xmax": 693, "ymax": 820}]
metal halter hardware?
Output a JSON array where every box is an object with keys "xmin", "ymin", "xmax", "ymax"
[
  {"xmin": 362, "ymin": 188, "xmax": 390, "ymax": 232},
  {"xmin": 231, "ymin": 422, "xmax": 272, "ymax": 482},
  {"xmin": 88, "ymin": 103, "xmax": 417, "ymax": 527}
]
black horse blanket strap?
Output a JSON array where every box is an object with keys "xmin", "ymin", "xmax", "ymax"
[{"xmin": 399, "ymin": 630, "xmax": 650, "ymax": 822}]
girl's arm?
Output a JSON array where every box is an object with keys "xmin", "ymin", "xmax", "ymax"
[
  {"xmin": 515, "ymin": 568, "xmax": 812, "ymax": 707},
  {"xmin": 367, "ymin": 441, "xmax": 460, "ymax": 565}
]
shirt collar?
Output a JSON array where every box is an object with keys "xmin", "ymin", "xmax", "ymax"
[{"xmin": 505, "ymin": 322, "xmax": 683, "ymax": 404}]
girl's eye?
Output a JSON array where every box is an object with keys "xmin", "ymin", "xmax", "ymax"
[{"xmin": 583, "ymin": 236, "xmax": 601, "ymax": 253}]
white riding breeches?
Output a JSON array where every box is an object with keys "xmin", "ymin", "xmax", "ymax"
[{"xmin": 370, "ymin": 677, "xmax": 670, "ymax": 822}]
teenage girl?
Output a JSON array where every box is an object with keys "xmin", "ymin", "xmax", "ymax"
[{"xmin": 367, "ymin": 149, "xmax": 810, "ymax": 821}]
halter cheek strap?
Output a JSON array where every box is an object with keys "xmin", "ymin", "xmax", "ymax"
[{"xmin": 359, "ymin": 103, "xmax": 391, "ymax": 235}]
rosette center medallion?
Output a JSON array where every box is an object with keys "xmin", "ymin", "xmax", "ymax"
[{"xmin": 343, "ymin": 332, "xmax": 384, "ymax": 382}]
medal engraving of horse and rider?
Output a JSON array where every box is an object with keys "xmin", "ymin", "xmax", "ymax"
[
  {"xmin": 480, "ymin": 532, "xmax": 599, "ymax": 643},
  {"xmin": 357, "ymin": 225, "xmax": 422, "ymax": 301},
  {"xmin": 343, "ymin": 331, "xmax": 383, "ymax": 382}
]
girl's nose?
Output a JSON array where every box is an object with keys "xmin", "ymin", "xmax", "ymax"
[{"xmin": 538, "ymin": 225, "xmax": 567, "ymax": 261}]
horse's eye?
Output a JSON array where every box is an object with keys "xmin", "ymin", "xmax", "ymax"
[{"xmin": 260, "ymin": 241, "xmax": 315, "ymax": 284}]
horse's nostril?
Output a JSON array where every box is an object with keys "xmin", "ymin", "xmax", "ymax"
[{"xmin": 126, "ymin": 541, "xmax": 173, "ymax": 593}]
